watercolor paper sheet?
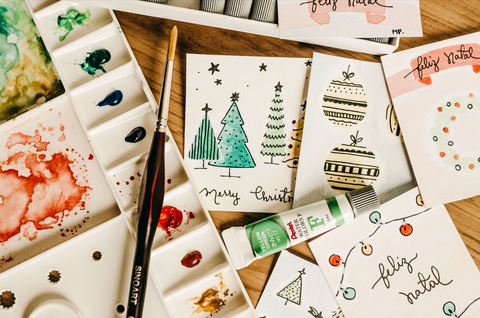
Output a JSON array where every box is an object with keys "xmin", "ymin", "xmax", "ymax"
[
  {"xmin": 294, "ymin": 52, "xmax": 415, "ymax": 208},
  {"xmin": 185, "ymin": 54, "xmax": 311, "ymax": 212},
  {"xmin": 308, "ymin": 188, "xmax": 480, "ymax": 318},
  {"xmin": 0, "ymin": 0, "xmax": 64, "ymax": 123},
  {"xmin": 381, "ymin": 32, "xmax": 480, "ymax": 207},
  {"xmin": 0, "ymin": 95, "xmax": 120, "ymax": 273},
  {"xmin": 255, "ymin": 250, "xmax": 340, "ymax": 318},
  {"xmin": 278, "ymin": 0, "xmax": 422, "ymax": 39}
]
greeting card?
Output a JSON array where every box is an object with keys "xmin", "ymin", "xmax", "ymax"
[
  {"xmin": 185, "ymin": 54, "xmax": 311, "ymax": 212},
  {"xmin": 294, "ymin": 52, "xmax": 415, "ymax": 208},
  {"xmin": 255, "ymin": 250, "xmax": 341, "ymax": 318},
  {"xmin": 381, "ymin": 32, "xmax": 480, "ymax": 207},
  {"xmin": 277, "ymin": 0, "xmax": 422, "ymax": 39},
  {"xmin": 308, "ymin": 188, "xmax": 480, "ymax": 318}
]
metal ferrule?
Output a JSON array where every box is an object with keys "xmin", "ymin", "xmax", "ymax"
[{"xmin": 156, "ymin": 60, "xmax": 174, "ymax": 133}]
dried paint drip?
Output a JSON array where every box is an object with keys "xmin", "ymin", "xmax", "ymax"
[
  {"xmin": 0, "ymin": 290, "xmax": 15, "ymax": 310},
  {"xmin": 80, "ymin": 49, "xmax": 111, "ymax": 75},
  {"xmin": 46, "ymin": 269, "xmax": 61, "ymax": 285},
  {"xmin": 181, "ymin": 250, "xmax": 202, "ymax": 268},
  {"xmin": 91, "ymin": 250, "xmax": 102, "ymax": 262},
  {"xmin": 115, "ymin": 303, "xmax": 125, "ymax": 315},
  {"xmin": 125, "ymin": 126, "xmax": 146, "ymax": 143},
  {"xmin": 97, "ymin": 90, "xmax": 123, "ymax": 107},
  {"xmin": 57, "ymin": 8, "xmax": 91, "ymax": 41},
  {"xmin": 193, "ymin": 289, "xmax": 225, "ymax": 314},
  {"xmin": 158, "ymin": 206, "xmax": 183, "ymax": 239},
  {"xmin": 0, "ymin": 131, "xmax": 90, "ymax": 243}
]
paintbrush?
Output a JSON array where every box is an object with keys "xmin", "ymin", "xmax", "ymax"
[{"xmin": 126, "ymin": 25, "xmax": 177, "ymax": 318}]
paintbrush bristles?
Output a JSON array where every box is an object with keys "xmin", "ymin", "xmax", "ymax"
[{"xmin": 167, "ymin": 26, "xmax": 177, "ymax": 61}]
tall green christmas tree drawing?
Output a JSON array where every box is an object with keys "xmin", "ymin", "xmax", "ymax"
[
  {"xmin": 261, "ymin": 82, "xmax": 286, "ymax": 164},
  {"xmin": 188, "ymin": 104, "xmax": 220, "ymax": 169},
  {"xmin": 277, "ymin": 268, "xmax": 305, "ymax": 305},
  {"xmin": 208, "ymin": 92, "xmax": 256, "ymax": 178}
]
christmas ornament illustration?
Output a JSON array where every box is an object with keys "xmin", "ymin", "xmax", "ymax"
[
  {"xmin": 385, "ymin": 103, "xmax": 402, "ymax": 137},
  {"xmin": 332, "ymin": 307, "xmax": 345, "ymax": 318},
  {"xmin": 261, "ymin": 82, "xmax": 286, "ymax": 164},
  {"xmin": 209, "ymin": 93, "xmax": 256, "ymax": 177},
  {"xmin": 277, "ymin": 268, "xmax": 305, "ymax": 305},
  {"xmin": 283, "ymin": 100, "xmax": 306, "ymax": 169},
  {"xmin": 322, "ymin": 65, "xmax": 368, "ymax": 127},
  {"xmin": 443, "ymin": 297, "xmax": 480, "ymax": 317},
  {"xmin": 188, "ymin": 104, "xmax": 220, "ymax": 169},
  {"xmin": 399, "ymin": 223, "xmax": 413, "ymax": 236},
  {"xmin": 360, "ymin": 242, "xmax": 373, "ymax": 256},
  {"xmin": 323, "ymin": 131, "xmax": 380, "ymax": 193},
  {"xmin": 329, "ymin": 254, "xmax": 342, "ymax": 267},
  {"xmin": 431, "ymin": 93, "xmax": 479, "ymax": 172}
]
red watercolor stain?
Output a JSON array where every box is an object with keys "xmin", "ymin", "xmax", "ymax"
[
  {"xmin": 158, "ymin": 206, "xmax": 183, "ymax": 237},
  {"xmin": 451, "ymin": 116, "xmax": 456, "ymax": 121},
  {"xmin": 167, "ymin": 178, "xmax": 172, "ymax": 184},
  {"xmin": 443, "ymin": 127, "xmax": 449, "ymax": 133},
  {"xmin": 437, "ymin": 107, "xmax": 442, "ymax": 112},
  {"xmin": 0, "ymin": 133, "xmax": 90, "ymax": 243},
  {"xmin": 469, "ymin": 164, "xmax": 475, "ymax": 169},
  {"xmin": 439, "ymin": 152, "xmax": 446, "ymax": 157},
  {"xmin": 88, "ymin": 154, "xmax": 94, "ymax": 160},
  {"xmin": 116, "ymin": 182, "xmax": 120, "ymax": 185},
  {"xmin": 470, "ymin": 93, "xmax": 474, "ymax": 98},
  {"xmin": 454, "ymin": 154, "xmax": 459, "ymax": 160},
  {"xmin": 60, "ymin": 124, "xmax": 65, "ymax": 132},
  {"xmin": 126, "ymin": 181, "xmax": 129, "ymax": 185},
  {"xmin": 48, "ymin": 127, "xmax": 54, "ymax": 132},
  {"xmin": 454, "ymin": 102, "xmax": 460, "ymax": 108},
  {"xmin": 58, "ymin": 133, "xmax": 66, "ymax": 142},
  {"xmin": 130, "ymin": 176, "xmax": 135, "ymax": 181},
  {"xmin": 181, "ymin": 250, "xmax": 202, "ymax": 268}
]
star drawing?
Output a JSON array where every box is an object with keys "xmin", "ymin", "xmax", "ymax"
[
  {"xmin": 275, "ymin": 81, "xmax": 283, "ymax": 92},
  {"xmin": 231, "ymin": 92, "xmax": 240, "ymax": 102},
  {"xmin": 259, "ymin": 63, "xmax": 267, "ymax": 72},
  {"xmin": 202, "ymin": 103, "xmax": 212, "ymax": 113},
  {"xmin": 214, "ymin": 79, "xmax": 222, "ymax": 85},
  {"xmin": 208, "ymin": 62, "xmax": 220, "ymax": 75},
  {"xmin": 305, "ymin": 60, "xmax": 312, "ymax": 67}
]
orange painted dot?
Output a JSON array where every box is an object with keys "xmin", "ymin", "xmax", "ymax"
[
  {"xmin": 443, "ymin": 127, "xmax": 449, "ymax": 133},
  {"xmin": 440, "ymin": 152, "xmax": 446, "ymax": 157},
  {"xmin": 469, "ymin": 164, "xmax": 475, "ymax": 169},
  {"xmin": 470, "ymin": 93, "xmax": 474, "ymax": 98},
  {"xmin": 437, "ymin": 107, "xmax": 442, "ymax": 112},
  {"xmin": 451, "ymin": 116, "xmax": 456, "ymax": 121},
  {"xmin": 454, "ymin": 154, "xmax": 459, "ymax": 160},
  {"xmin": 455, "ymin": 102, "xmax": 460, "ymax": 108}
]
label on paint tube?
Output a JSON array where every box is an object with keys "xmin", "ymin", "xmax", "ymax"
[{"xmin": 244, "ymin": 196, "xmax": 353, "ymax": 259}]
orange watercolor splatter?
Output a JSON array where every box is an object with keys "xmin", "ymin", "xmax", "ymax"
[
  {"xmin": 60, "ymin": 124, "xmax": 65, "ymax": 132},
  {"xmin": 440, "ymin": 152, "xmax": 446, "ymax": 157},
  {"xmin": 454, "ymin": 102, "xmax": 460, "ymax": 108},
  {"xmin": 6, "ymin": 132, "xmax": 49, "ymax": 152},
  {"xmin": 58, "ymin": 133, "xmax": 66, "ymax": 142},
  {"xmin": 469, "ymin": 164, "xmax": 475, "ymax": 169},
  {"xmin": 454, "ymin": 155, "xmax": 459, "ymax": 160},
  {"xmin": 469, "ymin": 93, "xmax": 474, "ymax": 98},
  {"xmin": 443, "ymin": 127, "xmax": 449, "ymax": 133},
  {"xmin": 437, "ymin": 107, "xmax": 442, "ymax": 112},
  {"xmin": 451, "ymin": 116, "xmax": 456, "ymax": 121}
]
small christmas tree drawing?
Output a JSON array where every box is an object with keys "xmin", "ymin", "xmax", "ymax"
[
  {"xmin": 277, "ymin": 268, "xmax": 305, "ymax": 305},
  {"xmin": 283, "ymin": 100, "xmax": 306, "ymax": 169},
  {"xmin": 308, "ymin": 306, "xmax": 323, "ymax": 318},
  {"xmin": 188, "ymin": 104, "xmax": 220, "ymax": 169},
  {"xmin": 261, "ymin": 82, "xmax": 286, "ymax": 164},
  {"xmin": 208, "ymin": 92, "xmax": 256, "ymax": 178}
]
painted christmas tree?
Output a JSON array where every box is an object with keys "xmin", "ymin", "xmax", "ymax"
[
  {"xmin": 283, "ymin": 100, "xmax": 306, "ymax": 169},
  {"xmin": 277, "ymin": 268, "xmax": 305, "ymax": 305},
  {"xmin": 188, "ymin": 104, "xmax": 220, "ymax": 169},
  {"xmin": 208, "ymin": 92, "xmax": 256, "ymax": 178},
  {"xmin": 261, "ymin": 82, "xmax": 286, "ymax": 164}
]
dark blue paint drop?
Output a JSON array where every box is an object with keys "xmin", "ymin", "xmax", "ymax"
[
  {"xmin": 125, "ymin": 127, "xmax": 146, "ymax": 143},
  {"xmin": 97, "ymin": 90, "xmax": 123, "ymax": 107}
]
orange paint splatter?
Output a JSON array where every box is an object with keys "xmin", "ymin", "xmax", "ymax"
[
  {"xmin": 60, "ymin": 124, "xmax": 65, "ymax": 132},
  {"xmin": 437, "ymin": 107, "xmax": 442, "ymax": 112},
  {"xmin": 443, "ymin": 127, "xmax": 449, "ymax": 133},
  {"xmin": 58, "ymin": 133, "xmax": 66, "ymax": 142},
  {"xmin": 6, "ymin": 132, "xmax": 49, "ymax": 152},
  {"xmin": 469, "ymin": 164, "xmax": 475, "ymax": 169},
  {"xmin": 469, "ymin": 93, "xmax": 474, "ymax": 98},
  {"xmin": 454, "ymin": 154, "xmax": 459, "ymax": 160},
  {"xmin": 454, "ymin": 102, "xmax": 460, "ymax": 108},
  {"xmin": 451, "ymin": 116, "xmax": 456, "ymax": 121},
  {"xmin": 440, "ymin": 152, "xmax": 446, "ymax": 158}
]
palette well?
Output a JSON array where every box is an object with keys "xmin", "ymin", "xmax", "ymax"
[{"xmin": 0, "ymin": 1, "xmax": 256, "ymax": 317}]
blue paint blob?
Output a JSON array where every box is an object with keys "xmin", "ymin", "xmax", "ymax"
[
  {"xmin": 125, "ymin": 126, "xmax": 146, "ymax": 143},
  {"xmin": 97, "ymin": 90, "xmax": 123, "ymax": 107}
]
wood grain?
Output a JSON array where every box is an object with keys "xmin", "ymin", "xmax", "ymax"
[{"xmin": 115, "ymin": 0, "xmax": 480, "ymax": 307}]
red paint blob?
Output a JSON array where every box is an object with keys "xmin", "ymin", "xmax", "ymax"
[
  {"xmin": 167, "ymin": 178, "xmax": 172, "ymax": 184},
  {"xmin": 470, "ymin": 93, "xmax": 474, "ymax": 98},
  {"xmin": 439, "ymin": 152, "xmax": 446, "ymax": 157},
  {"xmin": 181, "ymin": 250, "xmax": 202, "ymax": 268},
  {"xmin": 125, "ymin": 181, "xmax": 129, "ymax": 185},
  {"xmin": 437, "ymin": 107, "xmax": 442, "ymax": 112},
  {"xmin": 329, "ymin": 254, "xmax": 342, "ymax": 267},
  {"xmin": 443, "ymin": 127, "xmax": 449, "ymax": 133},
  {"xmin": 130, "ymin": 176, "xmax": 135, "ymax": 181},
  {"xmin": 0, "ymin": 133, "xmax": 90, "ymax": 243},
  {"xmin": 6, "ymin": 132, "xmax": 49, "ymax": 151},
  {"xmin": 454, "ymin": 102, "xmax": 460, "ymax": 108},
  {"xmin": 454, "ymin": 154, "xmax": 459, "ymax": 160},
  {"xmin": 88, "ymin": 154, "xmax": 94, "ymax": 160},
  {"xmin": 158, "ymin": 206, "xmax": 183, "ymax": 234},
  {"xmin": 451, "ymin": 116, "xmax": 456, "ymax": 121},
  {"xmin": 116, "ymin": 182, "xmax": 120, "ymax": 185},
  {"xmin": 469, "ymin": 164, "xmax": 475, "ymax": 169}
]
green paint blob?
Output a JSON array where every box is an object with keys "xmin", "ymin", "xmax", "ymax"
[
  {"xmin": 57, "ymin": 8, "xmax": 90, "ymax": 41},
  {"xmin": 80, "ymin": 49, "xmax": 111, "ymax": 75}
]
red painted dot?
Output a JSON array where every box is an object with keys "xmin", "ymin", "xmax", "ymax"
[
  {"xmin": 469, "ymin": 164, "xmax": 475, "ymax": 169},
  {"xmin": 437, "ymin": 107, "xmax": 442, "ymax": 112},
  {"xmin": 454, "ymin": 102, "xmax": 460, "ymax": 108},
  {"xmin": 454, "ymin": 154, "xmax": 459, "ymax": 160},
  {"xmin": 88, "ymin": 154, "xmax": 94, "ymax": 160},
  {"xmin": 130, "ymin": 176, "xmax": 135, "ymax": 180},
  {"xmin": 440, "ymin": 152, "xmax": 446, "ymax": 157},
  {"xmin": 451, "ymin": 116, "xmax": 456, "ymax": 121},
  {"xmin": 469, "ymin": 93, "xmax": 474, "ymax": 98},
  {"xmin": 443, "ymin": 127, "xmax": 449, "ymax": 133},
  {"xmin": 116, "ymin": 182, "xmax": 120, "ymax": 185}
]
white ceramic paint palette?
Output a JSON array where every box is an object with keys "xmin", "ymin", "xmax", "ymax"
[{"xmin": 0, "ymin": 1, "xmax": 256, "ymax": 317}]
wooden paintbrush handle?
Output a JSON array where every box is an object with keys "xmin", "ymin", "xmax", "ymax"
[{"xmin": 126, "ymin": 131, "xmax": 166, "ymax": 318}]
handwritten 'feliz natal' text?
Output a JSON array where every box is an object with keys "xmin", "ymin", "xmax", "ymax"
[{"xmin": 300, "ymin": 0, "xmax": 392, "ymax": 13}]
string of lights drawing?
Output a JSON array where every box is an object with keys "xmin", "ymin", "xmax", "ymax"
[
  {"xmin": 328, "ymin": 203, "xmax": 431, "ymax": 300},
  {"xmin": 443, "ymin": 297, "xmax": 480, "ymax": 317}
]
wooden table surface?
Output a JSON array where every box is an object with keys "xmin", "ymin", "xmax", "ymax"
[{"xmin": 115, "ymin": 1, "xmax": 480, "ymax": 307}]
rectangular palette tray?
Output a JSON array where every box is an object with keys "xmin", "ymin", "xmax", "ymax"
[
  {"xmin": 0, "ymin": 1, "xmax": 256, "ymax": 317},
  {"xmin": 67, "ymin": 0, "xmax": 399, "ymax": 55}
]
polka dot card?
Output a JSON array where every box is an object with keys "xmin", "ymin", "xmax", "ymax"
[
  {"xmin": 381, "ymin": 31, "xmax": 480, "ymax": 207},
  {"xmin": 294, "ymin": 52, "xmax": 416, "ymax": 208},
  {"xmin": 308, "ymin": 188, "xmax": 480, "ymax": 318}
]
